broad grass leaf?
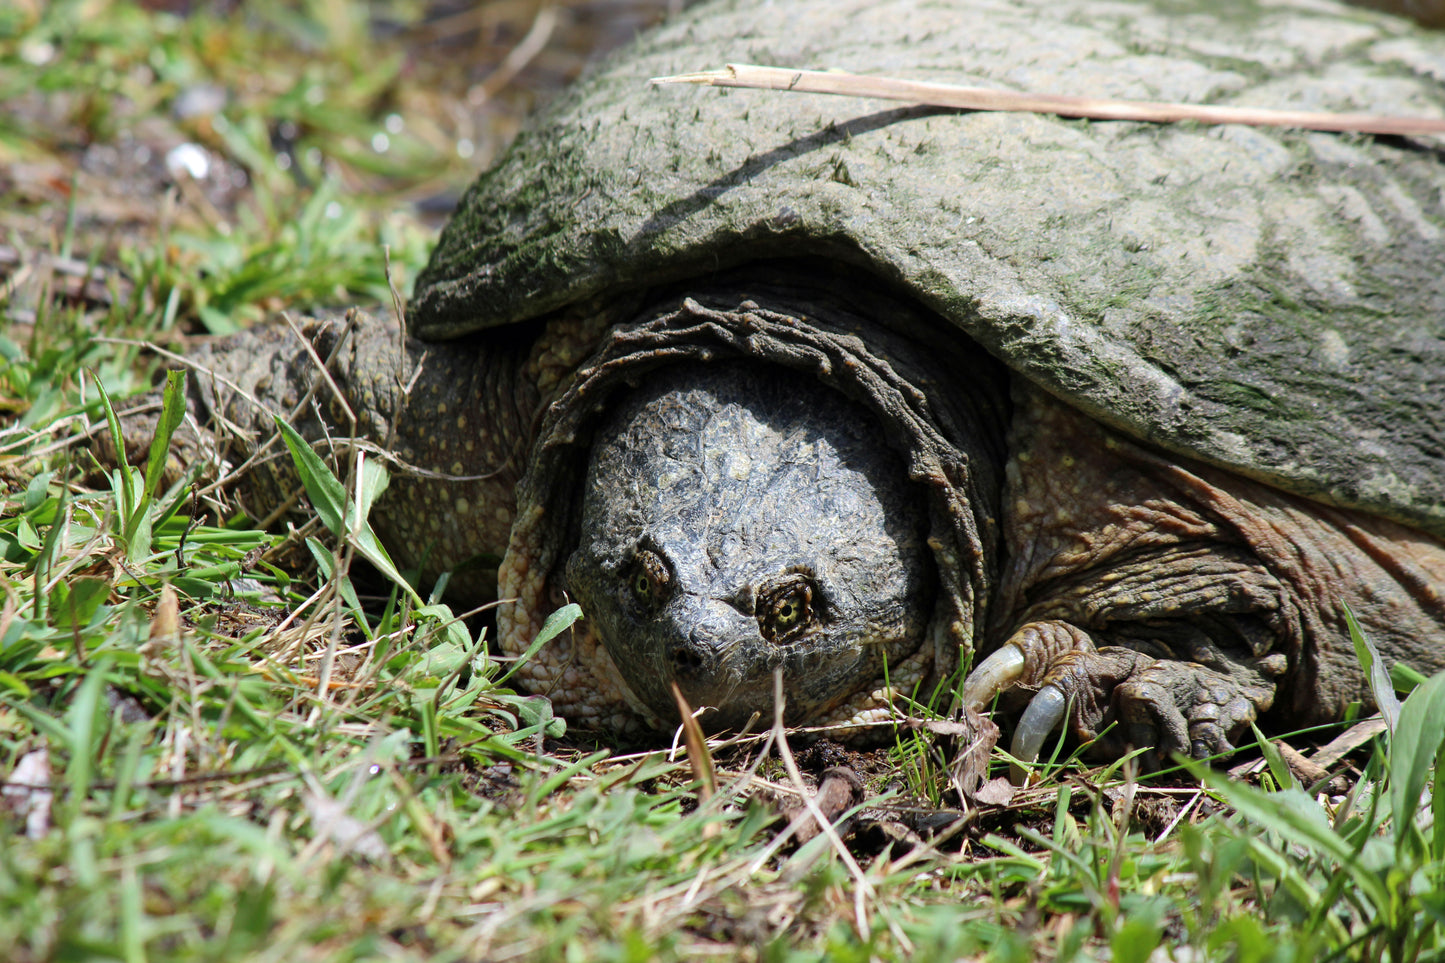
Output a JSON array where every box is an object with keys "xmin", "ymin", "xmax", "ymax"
[
  {"xmin": 0, "ymin": 672, "xmax": 31, "ymax": 697},
  {"xmin": 273, "ymin": 417, "xmax": 347, "ymax": 532},
  {"xmin": 1251, "ymin": 721, "xmax": 1298, "ymax": 791},
  {"xmin": 50, "ymin": 577, "xmax": 110, "ymax": 629},
  {"xmin": 1193, "ymin": 765, "xmax": 1392, "ymax": 913},
  {"xmin": 425, "ymin": 605, "xmax": 472, "ymax": 650},
  {"xmin": 495, "ymin": 603, "xmax": 582, "ymax": 687},
  {"xmin": 1390, "ymin": 669, "xmax": 1445, "ymax": 854},
  {"xmin": 22, "ymin": 471, "xmax": 53, "ymax": 512},
  {"xmin": 487, "ymin": 693, "xmax": 567, "ymax": 739},
  {"xmin": 125, "ymin": 507, "xmax": 154, "ymax": 565},
  {"xmin": 274, "ymin": 417, "xmax": 420, "ymax": 605},
  {"xmin": 1111, "ymin": 903, "xmax": 1166, "ymax": 963},
  {"xmin": 514, "ymin": 695, "xmax": 564, "ymax": 737}
]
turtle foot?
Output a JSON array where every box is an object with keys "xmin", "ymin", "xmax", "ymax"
[{"xmin": 963, "ymin": 620, "xmax": 1284, "ymax": 780}]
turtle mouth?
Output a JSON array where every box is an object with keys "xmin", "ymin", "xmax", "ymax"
[{"xmin": 668, "ymin": 669, "xmax": 762, "ymax": 733}]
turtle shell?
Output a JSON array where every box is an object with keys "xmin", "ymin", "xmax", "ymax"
[{"xmin": 413, "ymin": 0, "xmax": 1445, "ymax": 536}]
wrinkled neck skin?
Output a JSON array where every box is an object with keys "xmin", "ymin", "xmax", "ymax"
[{"xmin": 498, "ymin": 268, "xmax": 1010, "ymax": 740}]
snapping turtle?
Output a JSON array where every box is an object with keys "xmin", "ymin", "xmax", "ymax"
[{"xmin": 141, "ymin": 0, "xmax": 1445, "ymax": 763}]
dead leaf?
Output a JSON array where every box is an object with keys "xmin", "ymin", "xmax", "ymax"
[
  {"xmin": 943, "ymin": 707, "xmax": 1002, "ymax": 804},
  {"xmin": 671, "ymin": 681, "xmax": 717, "ymax": 805},
  {"xmin": 149, "ymin": 583, "xmax": 180, "ymax": 643},
  {"xmin": 971, "ymin": 777, "xmax": 1017, "ymax": 807}
]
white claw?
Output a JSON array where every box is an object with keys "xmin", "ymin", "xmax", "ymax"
[
  {"xmin": 1009, "ymin": 683, "xmax": 1068, "ymax": 784},
  {"xmin": 960, "ymin": 644, "xmax": 1027, "ymax": 709}
]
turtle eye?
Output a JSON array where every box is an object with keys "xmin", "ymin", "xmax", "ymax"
[
  {"xmin": 758, "ymin": 575, "xmax": 817, "ymax": 644},
  {"xmin": 628, "ymin": 548, "xmax": 672, "ymax": 613}
]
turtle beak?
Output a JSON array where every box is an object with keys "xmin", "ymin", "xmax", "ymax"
[{"xmin": 660, "ymin": 595, "xmax": 764, "ymax": 725}]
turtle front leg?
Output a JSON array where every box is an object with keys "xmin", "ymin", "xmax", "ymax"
[
  {"xmin": 965, "ymin": 619, "xmax": 1286, "ymax": 769},
  {"xmin": 966, "ymin": 384, "xmax": 1445, "ymax": 772}
]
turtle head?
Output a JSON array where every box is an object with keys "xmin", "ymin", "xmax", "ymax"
[{"xmin": 563, "ymin": 361, "xmax": 934, "ymax": 734}]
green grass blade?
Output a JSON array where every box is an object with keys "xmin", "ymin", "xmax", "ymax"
[
  {"xmin": 1393, "ymin": 663, "xmax": 1430, "ymax": 693},
  {"xmin": 274, "ymin": 416, "xmax": 421, "ymax": 605},
  {"xmin": 1391, "ymin": 670, "xmax": 1445, "ymax": 857},
  {"xmin": 31, "ymin": 488, "xmax": 71, "ymax": 620},
  {"xmin": 140, "ymin": 368, "xmax": 188, "ymax": 502},
  {"xmin": 65, "ymin": 659, "xmax": 110, "ymax": 806},
  {"xmin": 93, "ymin": 375, "xmax": 135, "ymax": 524},
  {"xmin": 125, "ymin": 507, "xmax": 154, "ymax": 566},
  {"xmin": 1434, "ymin": 745, "xmax": 1445, "ymax": 862},
  {"xmin": 1346, "ymin": 602, "xmax": 1401, "ymax": 733},
  {"xmin": 120, "ymin": 860, "xmax": 145, "ymax": 963},
  {"xmin": 304, "ymin": 536, "xmax": 371, "ymax": 636}
]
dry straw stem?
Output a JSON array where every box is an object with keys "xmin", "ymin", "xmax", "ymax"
[{"xmin": 652, "ymin": 64, "xmax": 1445, "ymax": 136}]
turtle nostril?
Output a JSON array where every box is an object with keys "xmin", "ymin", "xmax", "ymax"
[{"xmin": 670, "ymin": 645, "xmax": 706, "ymax": 677}]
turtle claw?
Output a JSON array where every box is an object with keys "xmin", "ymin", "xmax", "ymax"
[
  {"xmin": 961, "ymin": 627, "xmax": 1081, "ymax": 784},
  {"xmin": 1009, "ymin": 682, "xmax": 1067, "ymax": 783},
  {"xmin": 960, "ymin": 643, "xmax": 1027, "ymax": 709},
  {"xmin": 962, "ymin": 620, "xmax": 1283, "ymax": 780}
]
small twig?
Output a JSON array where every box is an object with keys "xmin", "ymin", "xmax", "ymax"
[
  {"xmin": 1310, "ymin": 715, "xmax": 1389, "ymax": 769},
  {"xmin": 280, "ymin": 311, "xmax": 357, "ymax": 430},
  {"xmin": 652, "ymin": 63, "xmax": 1445, "ymax": 136},
  {"xmin": 468, "ymin": 6, "xmax": 558, "ymax": 106}
]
